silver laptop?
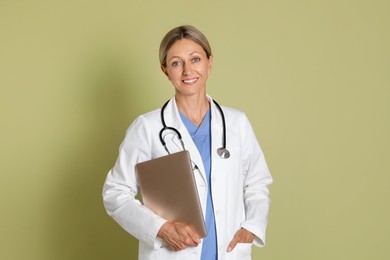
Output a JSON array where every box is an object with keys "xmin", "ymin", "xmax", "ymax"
[{"xmin": 135, "ymin": 150, "xmax": 207, "ymax": 238}]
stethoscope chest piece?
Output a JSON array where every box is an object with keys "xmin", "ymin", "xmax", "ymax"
[{"xmin": 217, "ymin": 147, "xmax": 230, "ymax": 159}]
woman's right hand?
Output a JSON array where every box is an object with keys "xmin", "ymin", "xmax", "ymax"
[{"xmin": 157, "ymin": 222, "xmax": 201, "ymax": 251}]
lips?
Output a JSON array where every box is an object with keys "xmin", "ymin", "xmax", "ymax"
[{"xmin": 182, "ymin": 78, "xmax": 198, "ymax": 84}]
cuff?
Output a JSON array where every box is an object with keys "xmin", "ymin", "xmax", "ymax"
[
  {"xmin": 240, "ymin": 223, "xmax": 266, "ymax": 247},
  {"xmin": 149, "ymin": 217, "xmax": 167, "ymax": 249}
]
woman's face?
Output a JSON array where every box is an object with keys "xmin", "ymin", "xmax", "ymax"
[{"xmin": 162, "ymin": 38, "xmax": 212, "ymax": 98}]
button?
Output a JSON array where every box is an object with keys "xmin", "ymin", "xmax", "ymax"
[{"xmin": 215, "ymin": 209, "xmax": 221, "ymax": 215}]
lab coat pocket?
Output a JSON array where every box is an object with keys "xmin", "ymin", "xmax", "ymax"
[{"xmin": 228, "ymin": 243, "xmax": 252, "ymax": 260}]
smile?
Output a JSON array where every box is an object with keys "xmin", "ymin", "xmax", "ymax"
[{"xmin": 182, "ymin": 78, "xmax": 198, "ymax": 84}]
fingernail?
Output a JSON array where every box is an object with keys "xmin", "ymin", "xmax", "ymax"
[{"xmin": 227, "ymin": 247, "xmax": 232, "ymax": 252}]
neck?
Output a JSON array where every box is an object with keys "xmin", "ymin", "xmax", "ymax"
[{"xmin": 176, "ymin": 94, "xmax": 209, "ymax": 127}]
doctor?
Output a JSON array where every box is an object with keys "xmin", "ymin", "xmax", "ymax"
[{"xmin": 102, "ymin": 25, "xmax": 272, "ymax": 260}]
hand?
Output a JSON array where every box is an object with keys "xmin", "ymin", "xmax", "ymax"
[
  {"xmin": 227, "ymin": 228, "xmax": 255, "ymax": 252},
  {"xmin": 157, "ymin": 222, "xmax": 201, "ymax": 251}
]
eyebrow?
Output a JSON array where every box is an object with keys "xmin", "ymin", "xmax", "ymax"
[{"xmin": 168, "ymin": 51, "xmax": 201, "ymax": 61}]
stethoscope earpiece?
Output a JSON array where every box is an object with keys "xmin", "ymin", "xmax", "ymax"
[{"xmin": 160, "ymin": 99, "xmax": 230, "ymax": 159}]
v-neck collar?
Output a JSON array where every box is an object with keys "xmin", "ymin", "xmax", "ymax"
[{"xmin": 179, "ymin": 109, "xmax": 211, "ymax": 136}]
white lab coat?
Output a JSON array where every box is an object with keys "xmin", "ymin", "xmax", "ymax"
[{"xmin": 103, "ymin": 95, "xmax": 272, "ymax": 260}]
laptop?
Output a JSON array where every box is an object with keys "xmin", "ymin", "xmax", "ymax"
[{"xmin": 135, "ymin": 150, "xmax": 207, "ymax": 238}]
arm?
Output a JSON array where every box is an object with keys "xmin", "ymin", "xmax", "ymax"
[
  {"xmin": 102, "ymin": 116, "xmax": 166, "ymax": 248},
  {"xmin": 241, "ymin": 113, "xmax": 273, "ymax": 246},
  {"xmin": 228, "ymin": 113, "xmax": 273, "ymax": 250}
]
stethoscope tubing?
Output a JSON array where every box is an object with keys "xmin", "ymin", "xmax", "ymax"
[
  {"xmin": 159, "ymin": 98, "xmax": 229, "ymax": 159},
  {"xmin": 211, "ymin": 99, "xmax": 227, "ymax": 152}
]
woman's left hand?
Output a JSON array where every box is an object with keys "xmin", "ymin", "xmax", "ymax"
[{"xmin": 226, "ymin": 228, "xmax": 255, "ymax": 252}]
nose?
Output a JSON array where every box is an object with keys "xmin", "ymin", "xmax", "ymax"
[{"xmin": 182, "ymin": 62, "xmax": 192, "ymax": 76}]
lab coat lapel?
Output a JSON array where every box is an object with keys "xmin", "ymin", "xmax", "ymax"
[{"xmin": 164, "ymin": 97, "xmax": 207, "ymax": 185}]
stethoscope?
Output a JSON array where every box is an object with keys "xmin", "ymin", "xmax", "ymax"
[{"xmin": 159, "ymin": 99, "xmax": 230, "ymax": 159}]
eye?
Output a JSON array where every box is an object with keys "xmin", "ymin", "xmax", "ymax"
[
  {"xmin": 172, "ymin": 60, "xmax": 182, "ymax": 67},
  {"xmin": 191, "ymin": 57, "xmax": 201, "ymax": 63}
]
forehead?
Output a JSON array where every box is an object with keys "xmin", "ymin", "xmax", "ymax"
[{"xmin": 167, "ymin": 39, "xmax": 206, "ymax": 58}]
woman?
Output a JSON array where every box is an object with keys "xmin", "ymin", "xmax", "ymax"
[{"xmin": 103, "ymin": 25, "xmax": 272, "ymax": 260}]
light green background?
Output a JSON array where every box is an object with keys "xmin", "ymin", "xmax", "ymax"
[{"xmin": 1, "ymin": 0, "xmax": 389, "ymax": 259}]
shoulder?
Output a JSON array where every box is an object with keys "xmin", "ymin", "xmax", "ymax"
[
  {"xmin": 138, "ymin": 108, "xmax": 161, "ymax": 121},
  {"xmin": 218, "ymin": 104, "xmax": 255, "ymax": 136},
  {"xmin": 219, "ymin": 104, "xmax": 248, "ymax": 122},
  {"xmin": 125, "ymin": 108, "xmax": 162, "ymax": 133}
]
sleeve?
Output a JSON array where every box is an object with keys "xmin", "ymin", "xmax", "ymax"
[
  {"xmin": 239, "ymin": 113, "xmax": 273, "ymax": 247},
  {"xmin": 102, "ymin": 116, "xmax": 166, "ymax": 249}
]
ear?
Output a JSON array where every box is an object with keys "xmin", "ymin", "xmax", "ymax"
[
  {"xmin": 161, "ymin": 65, "xmax": 170, "ymax": 80},
  {"xmin": 208, "ymin": 55, "xmax": 213, "ymax": 74}
]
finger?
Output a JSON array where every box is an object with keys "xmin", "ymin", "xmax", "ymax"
[
  {"xmin": 184, "ymin": 225, "xmax": 201, "ymax": 245},
  {"xmin": 170, "ymin": 241, "xmax": 186, "ymax": 251},
  {"xmin": 177, "ymin": 225, "xmax": 198, "ymax": 246},
  {"xmin": 227, "ymin": 236, "xmax": 239, "ymax": 252},
  {"xmin": 161, "ymin": 222, "xmax": 197, "ymax": 249}
]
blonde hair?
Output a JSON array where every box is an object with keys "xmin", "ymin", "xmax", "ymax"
[{"xmin": 159, "ymin": 25, "xmax": 212, "ymax": 67}]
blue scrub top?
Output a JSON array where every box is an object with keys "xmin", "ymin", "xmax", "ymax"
[{"xmin": 180, "ymin": 109, "xmax": 217, "ymax": 260}]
